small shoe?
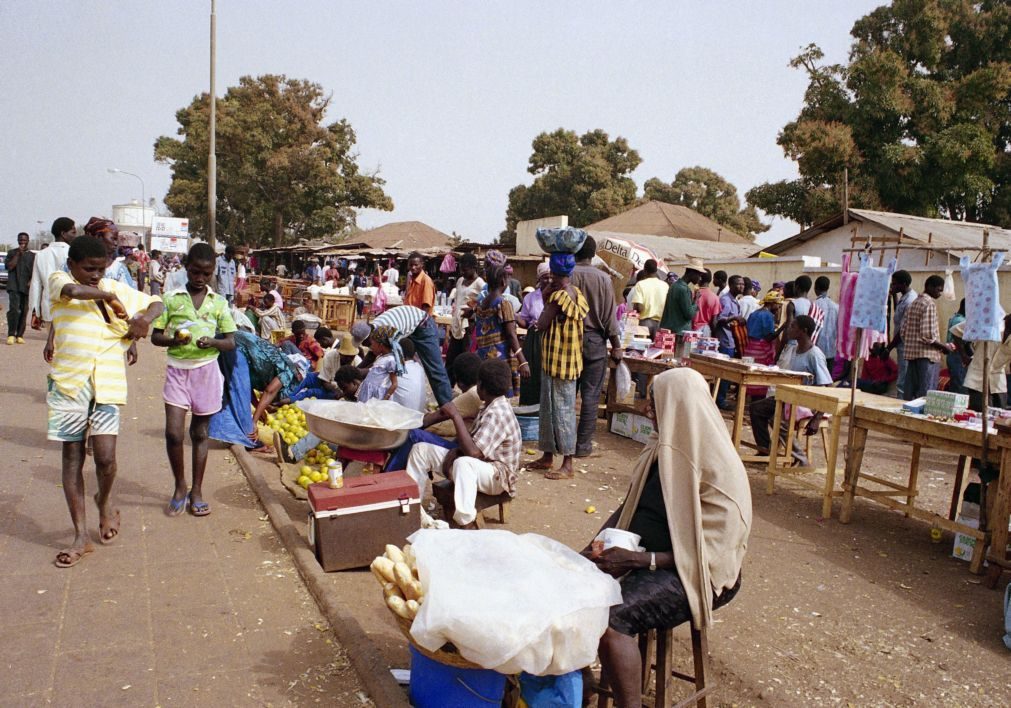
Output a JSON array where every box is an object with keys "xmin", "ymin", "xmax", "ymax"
[
  {"xmin": 5, "ymin": 336, "xmax": 13, "ymax": 345},
  {"xmin": 16, "ymin": 337, "xmax": 25, "ymax": 344},
  {"xmin": 166, "ymin": 492, "xmax": 189, "ymax": 517},
  {"xmin": 188, "ymin": 498, "xmax": 211, "ymax": 517}
]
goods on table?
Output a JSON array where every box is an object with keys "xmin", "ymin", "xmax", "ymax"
[
  {"xmin": 371, "ymin": 543, "xmax": 425, "ymax": 620},
  {"xmin": 924, "ymin": 390, "xmax": 969, "ymax": 418},
  {"xmin": 295, "ymin": 443, "xmax": 339, "ymax": 489}
]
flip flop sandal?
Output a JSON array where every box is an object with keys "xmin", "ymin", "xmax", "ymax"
[
  {"xmin": 544, "ymin": 470, "xmax": 574, "ymax": 480},
  {"xmin": 527, "ymin": 460, "xmax": 554, "ymax": 470},
  {"xmin": 188, "ymin": 499, "xmax": 211, "ymax": 517},
  {"xmin": 166, "ymin": 493, "xmax": 189, "ymax": 517},
  {"xmin": 55, "ymin": 545, "xmax": 94, "ymax": 568}
]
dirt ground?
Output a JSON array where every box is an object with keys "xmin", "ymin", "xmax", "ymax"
[{"xmin": 252, "ymin": 407, "xmax": 1011, "ymax": 707}]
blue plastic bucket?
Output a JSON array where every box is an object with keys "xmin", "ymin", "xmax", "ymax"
[
  {"xmin": 516, "ymin": 415, "xmax": 539, "ymax": 442},
  {"xmin": 409, "ymin": 645, "xmax": 506, "ymax": 707}
]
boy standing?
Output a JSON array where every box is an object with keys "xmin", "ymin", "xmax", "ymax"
[
  {"xmin": 900, "ymin": 275, "xmax": 953, "ymax": 400},
  {"xmin": 151, "ymin": 243, "xmax": 236, "ymax": 516},
  {"xmin": 47, "ymin": 236, "xmax": 163, "ymax": 567},
  {"xmin": 6, "ymin": 232, "xmax": 35, "ymax": 343},
  {"xmin": 406, "ymin": 359, "xmax": 521, "ymax": 528}
]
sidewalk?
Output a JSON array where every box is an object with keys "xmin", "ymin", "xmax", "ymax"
[{"xmin": 0, "ymin": 328, "xmax": 370, "ymax": 706}]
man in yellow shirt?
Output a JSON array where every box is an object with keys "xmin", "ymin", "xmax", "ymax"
[
  {"xmin": 629, "ymin": 259, "xmax": 669, "ymax": 338},
  {"xmin": 46, "ymin": 236, "xmax": 163, "ymax": 567}
]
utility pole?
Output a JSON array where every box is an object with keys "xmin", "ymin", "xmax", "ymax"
[{"xmin": 207, "ymin": 0, "xmax": 217, "ymax": 248}]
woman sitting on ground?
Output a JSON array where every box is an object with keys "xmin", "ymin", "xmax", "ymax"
[
  {"xmin": 254, "ymin": 292, "xmax": 286, "ymax": 339},
  {"xmin": 586, "ymin": 367, "xmax": 752, "ymax": 707}
]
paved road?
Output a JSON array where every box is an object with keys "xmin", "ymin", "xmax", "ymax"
[{"xmin": 0, "ymin": 326, "xmax": 370, "ymax": 706}]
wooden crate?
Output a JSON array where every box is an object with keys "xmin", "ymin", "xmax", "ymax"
[{"xmin": 319, "ymin": 294, "xmax": 356, "ymax": 331}]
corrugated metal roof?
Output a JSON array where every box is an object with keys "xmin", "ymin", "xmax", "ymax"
[
  {"xmin": 759, "ymin": 209, "xmax": 1011, "ymax": 256},
  {"xmin": 588, "ymin": 230, "xmax": 756, "ymax": 263}
]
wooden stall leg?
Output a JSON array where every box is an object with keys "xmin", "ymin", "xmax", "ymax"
[
  {"xmin": 691, "ymin": 625, "xmax": 709, "ymax": 708},
  {"xmin": 710, "ymin": 376, "xmax": 721, "ymax": 401},
  {"xmin": 904, "ymin": 444, "xmax": 921, "ymax": 517},
  {"xmin": 821, "ymin": 417, "xmax": 843, "ymax": 520},
  {"xmin": 839, "ymin": 426, "xmax": 869, "ymax": 524},
  {"xmin": 731, "ymin": 387, "xmax": 746, "ymax": 453},
  {"xmin": 766, "ymin": 399, "xmax": 784, "ymax": 496},
  {"xmin": 949, "ymin": 456, "xmax": 970, "ymax": 521},
  {"xmin": 654, "ymin": 629, "xmax": 673, "ymax": 707}
]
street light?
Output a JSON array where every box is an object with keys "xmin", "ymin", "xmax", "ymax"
[{"xmin": 107, "ymin": 168, "xmax": 146, "ymax": 230}]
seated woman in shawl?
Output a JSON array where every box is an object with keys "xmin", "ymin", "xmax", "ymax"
[{"xmin": 586, "ymin": 368, "xmax": 752, "ymax": 707}]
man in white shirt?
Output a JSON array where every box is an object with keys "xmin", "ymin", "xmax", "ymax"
[
  {"xmin": 148, "ymin": 250, "xmax": 165, "ymax": 296},
  {"xmin": 738, "ymin": 277, "xmax": 761, "ymax": 321},
  {"xmin": 629, "ymin": 259, "xmax": 669, "ymax": 338},
  {"xmin": 383, "ymin": 264, "xmax": 400, "ymax": 287},
  {"xmin": 28, "ymin": 217, "xmax": 77, "ymax": 326}
]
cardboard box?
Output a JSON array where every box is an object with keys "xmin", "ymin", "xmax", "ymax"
[
  {"xmin": 952, "ymin": 502, "xmax": 1011, "ymax": 562},
  {"xmin": 610, "ymin": 412, "xmax": 656, "ymax": 444},
  {"xmin": 307, "ymin": 471, "xmax": 420, "ymax": 572},
  {"xmin": 925, "ymin": 390, "xmax": 968, "ymax": 418}
]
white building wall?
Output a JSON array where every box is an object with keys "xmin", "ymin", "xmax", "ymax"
[{"xmin": 516, "ymin": 215, "xmax": 567, "ymax": 256}]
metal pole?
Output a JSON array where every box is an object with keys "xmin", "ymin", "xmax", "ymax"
[{"xmin": 207, "ymin": 0, "xmax": 217, "ymax": 248}]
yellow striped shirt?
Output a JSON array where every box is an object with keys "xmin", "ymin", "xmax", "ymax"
[{"xmin": 48, "ymin": 271, "xmax": 160, "ymax": 405}]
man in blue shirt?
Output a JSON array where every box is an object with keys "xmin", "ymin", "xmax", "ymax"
[
  {"xmin": 215, "ymin": 245, "xmax": 237, "ymax": 303},
  {"xmin": 714, "ymin": 274, "xmax": 746, "ymax": 410}
]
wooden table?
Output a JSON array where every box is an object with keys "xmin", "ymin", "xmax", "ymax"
[
  {"xmin": 984, "ymin": 421, "xmax": 1011, "ymax": 587},
  {"xmin": 687, "ymin": 354, "xmax": 808, "ymax": 462},
  {"xmin": 840, "ymin": 404, "xmax": 1001, "ymax": 574},
  {"xmin": 604, "ymin": 356, "xmax": 678, "ymax": 422},
  {"xmin": 764, "ymin": 385, "xmax": 896, "ymax": 519}
]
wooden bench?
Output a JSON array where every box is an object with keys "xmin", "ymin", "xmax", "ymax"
[{"xmin": 431, "ymin": 479, "xmax": 511, "ymax": 528}]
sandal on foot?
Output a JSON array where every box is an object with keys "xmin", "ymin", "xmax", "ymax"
[
  {"xmin": 544, "ymin": 470, "xmax": 574, "ymax": 480},
  {"xmin": 188, "ymin": 499, "xmax": 211, "ymax": 517},
  {"xmin": 166, "ymin": 493, "xmax": 189, "ymax": 517},
  {"xmin": 55, "ymin": 544, "xmax": 94, "ymax": 568},
  {"xmin": 94, "ymin": 494, "xmax": 120, "ymax": 545}
]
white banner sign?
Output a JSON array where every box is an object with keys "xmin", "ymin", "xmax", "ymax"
[
  {"xmin": 150, "ymin": 216, "xmax": 189, "ymax": 238},
  {"xmin": 150, "ymin": 235, "xmax": 189, "ymax": 254}
]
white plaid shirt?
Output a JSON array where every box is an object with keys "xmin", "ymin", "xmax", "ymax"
[{"xmin": 469, "ymin": 395, "xmax": 522, "ymax": 495}]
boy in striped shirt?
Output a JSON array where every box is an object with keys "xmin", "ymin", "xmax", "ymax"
[{"xmin": 47, "ymin": 236, "xmax": 163, "ymax": 567}]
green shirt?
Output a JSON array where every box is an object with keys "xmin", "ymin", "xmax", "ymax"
[
  {"xmin": 659, "ymin": 279, "xmax": 699, "ymax": 334},
  {"xmin": 153, "ymin": 287, "xmax": 237, "ymax": 367}
]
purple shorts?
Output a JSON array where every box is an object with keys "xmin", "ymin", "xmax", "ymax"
[{"xmin": 164, "ymin": 362, "xmax": 225, "ymax": 416}]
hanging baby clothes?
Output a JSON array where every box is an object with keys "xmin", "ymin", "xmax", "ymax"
[
  {"xmin": 837, "ymin": 254, "xmax": 888, "ymax": 361},
  {"xmin": 849, "ymin": 254, "xmax": 897, "ymax": 333},
  {"xmin": 960, "ymin": 252, "xmax": 1005, "ymax": 342}
]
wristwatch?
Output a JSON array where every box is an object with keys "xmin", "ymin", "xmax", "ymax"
[{"xmin": 649, "ymin": 552, "xmax": 656, "ymax": 572}]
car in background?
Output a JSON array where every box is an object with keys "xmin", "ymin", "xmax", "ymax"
[{"xmin": 0, "ymin": 252, "xmax": 7, "ymax": 288}]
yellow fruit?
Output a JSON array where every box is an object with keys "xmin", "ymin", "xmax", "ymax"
[
  {"xmin": 310, "ymin": 472, "xmax": 324, "ymax": 483},
  {"xmin": 297, "ymin": 475, "xmax": 311, "ymax": 488},
  {"xmin": 585, "ymin": 506, "xmax": 596, "ymax": 514},
  {"xmin": 301, "ymin": 466, "xmax": 312, "ymax": 476}
]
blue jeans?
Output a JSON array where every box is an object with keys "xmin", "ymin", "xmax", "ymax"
[
  {"xmin": 409, "ymin": 316, "xmax": 453, "ymax": 406},
  {"xmin": 715, "ymin": 345, "xmax": 735, "ymax": 408},
  {"xmin": 289, "ymin": 372, "xmax": 338, "ymax": 402},
  {"xmin": 385, "ymin": 428, "xmax": 457, "ymax": 471}
]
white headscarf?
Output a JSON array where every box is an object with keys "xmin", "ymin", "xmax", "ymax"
[{"xmin": 617, "ymin": 367, "xmax": 752, "ymax": 628}]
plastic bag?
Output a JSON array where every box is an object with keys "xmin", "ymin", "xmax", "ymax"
[
  {"xmin": 297, "ymin": 398, "xmax": 424, "ymax": 430},
  {"xmin": 535, "ymin": 227, "xmax": 588, "ymax": 255},
  {"xmin": 614, "ymin": 362, "xmax": 632, "ymax": 402},
  {"xmin": 408, "ymin": 529, "xmax": 622, "ymax": 675},
  {"xmin": 942, "ymin": 269, "xmax": 956, "ymax": 301}
]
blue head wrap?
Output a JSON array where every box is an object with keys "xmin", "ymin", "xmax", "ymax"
[{"xmin": 549, "ymin": 252, "xmax": 575, "ymax": 277}]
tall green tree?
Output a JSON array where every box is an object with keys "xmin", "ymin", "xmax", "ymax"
[
  {"xmin": 501, "ymin": 128, "xmax": 641, "ymax": 244},
  {"xmin": 643, "ymin": 166, "xmax": 769, "ymax": 241},
  {"xmin": 748, "ymin": 0, "xmax": 1011, "ymax": 229},
  {"xmin": 155, "ymin": 74, "xmax": 393, "ymax": 247}
]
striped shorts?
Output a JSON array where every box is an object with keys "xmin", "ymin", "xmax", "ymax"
[{"xmin": 46, "ymin": 377, "xmax": 120, "ymax": 442}]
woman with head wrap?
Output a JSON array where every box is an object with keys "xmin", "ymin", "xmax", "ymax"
[
  {"xmin": 516, "ymin": 261, "xmax": 550, "ymax": 406},
  {"xmin": 484, "ymin": 249, "xmax": 507, "ymax": 270},
  {"xmin": 586, "ymin": 368, "xmax": 751, "ymax": 706},
  {"xmin": 470, "ymin": 265, "xmax": 528, "ymax": 397},
  {"xmin": 530, "ymin": 252, "xmax": 589, "ymax": 479},
  {"xmin": 741, "ymin": 290, "xmax": 786, "ymax": 398},
  {"xmin": 84, "ymin": 217, "xmax": 135, "ymax": 288}
]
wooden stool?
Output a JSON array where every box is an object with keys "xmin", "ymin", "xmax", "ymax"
[
  {"xmin": 431, "ymin": 479, "xmax": 511, "ymax": 528},
  {"xmin": 591, "ymin": 625, "xmax": 710, "ymax": 707}
]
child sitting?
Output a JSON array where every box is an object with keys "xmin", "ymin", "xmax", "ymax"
[
  {"xmin": 287, "ymin": 320, "xmax": 324, "ymax": 369},
  {"xmin": 151, "ymin": 242, "xmax": 237, "ymax": 517},
  {"xmin": 356, "ymin": 325, "xmax": 399, "ymax": 403},
  {"xmin": 390, "ymin": 338, "xmax": 428, "ymax": 413},
  {"xmin": 47, "ymin": 236, "xmax": 164, "ymax": 566},
  {"xmin": 858, "ymin": 343, "xmax": 898, "ymax": 395},
  {"xmin": 254, "ymin": 292, "xmax": 285, "ymax": 338},
  {"xmin": 405, "ymin": 359, "xmax": 521, "ymax": 527}
]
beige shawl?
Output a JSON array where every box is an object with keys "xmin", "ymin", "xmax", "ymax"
[{"xmin": 617, "ymin": 367, "xmax": 752, "ymax": 628}]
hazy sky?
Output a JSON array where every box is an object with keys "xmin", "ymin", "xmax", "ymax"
[{"xmin": 0, "ymin": 0, "xmax": 883, "ymax": 248}]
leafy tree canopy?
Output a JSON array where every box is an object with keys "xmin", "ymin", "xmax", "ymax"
[
  {"xmin": 747, "ymin": 0, "xmax": 1011, "ymax": 229},
  {"xmin": 155, "ymin": 74, "xmax": 393, "ymax": 247},
  {"xmin": 501, "ymin": 128, "xmax": 641, "ymax": 244},
  {"xmin": 643, "ymin": 166, "xmax": 769, "ymax": 241}
]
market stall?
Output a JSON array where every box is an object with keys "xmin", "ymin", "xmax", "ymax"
[
  {"xmin": 839, "ymin": 401, "xmax": 1001, "ymax": 573},
  {"xmin": 984, "ymin": 421, "xmax": 1011, "ymax": 587},
  {"xmin": 763, "ymin": 384, "xmax": 897, "ymax": 519}
]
